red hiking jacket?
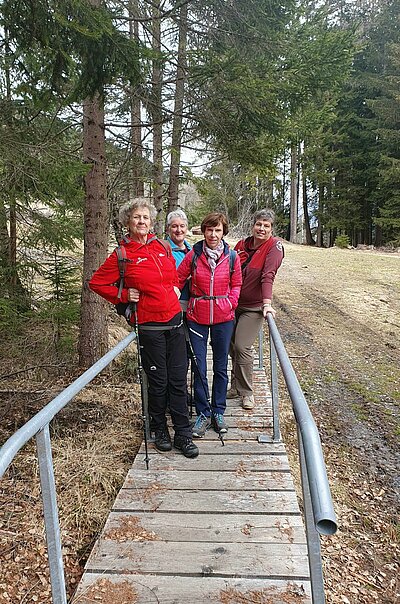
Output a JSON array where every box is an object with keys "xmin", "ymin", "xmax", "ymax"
[
  {"xmin": 89, "ymin": 234, "xmax": 181, "ymax": 324},
  {"xmin": 235, "ymin": 236, "xmax": 284, "ymax": 307},
  {"xmin": 177, "ymin": 240, "xmax": 242, "ymax": 325}
]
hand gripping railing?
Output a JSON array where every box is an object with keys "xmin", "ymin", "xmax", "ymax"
[
  {"xmin": 264, "ymin": 314, "xmax": 337, "ymax": 604},
  {"xmin": 0, "ymin": 331, "xmax": 137, "ymax": 604}
]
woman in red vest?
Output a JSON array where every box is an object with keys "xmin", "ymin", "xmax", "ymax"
[
  {"xmin": 228, "ymin": 209, "xmax": 284, "ymax": 409},
  {"xmin": 89, "ymin": 198, "xmax": 198, "ymax": 459}
]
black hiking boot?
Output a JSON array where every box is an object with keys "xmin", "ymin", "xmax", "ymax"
[
  {"xmin": 174, "ymin": 435, "xmax": 199, "ymax": 458},
  {"xmin": 154, "ymin": 428, "xmax": 172, "ymax": 452}
]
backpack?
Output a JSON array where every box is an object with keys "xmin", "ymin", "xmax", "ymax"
[{"xmin": 114, "ymin": 238, "xmax": 172, "ymax": 323}]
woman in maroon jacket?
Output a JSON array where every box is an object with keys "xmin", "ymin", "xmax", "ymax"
[
  {"xmin": 89, "ymin": 198, "xmax": 198, "ymax": 458},
  {"xmin": 228, "ymin": 209, "xmax": 284, "ymax": 409},
  {"xmin": 178, "ymin": 212, "xmax": 242, "ymax": 438}
]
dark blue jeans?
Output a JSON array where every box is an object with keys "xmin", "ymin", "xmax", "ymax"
[{"xmin": 187, "ymin": 320, "xmax": 234, "ymax": 417}]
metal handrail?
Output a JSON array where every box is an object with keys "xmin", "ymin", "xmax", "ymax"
[
  {"xmin": 0, "ymin": 330, "xmax": 137, "ymax": 604},
  {"xmin": 265, "ymin": 314, "xmax": 337, "ymax": 603}
]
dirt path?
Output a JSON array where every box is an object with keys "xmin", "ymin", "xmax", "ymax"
[{"xmin": 272, "ymin": 243, "xmax": 400, "ymax": 603}]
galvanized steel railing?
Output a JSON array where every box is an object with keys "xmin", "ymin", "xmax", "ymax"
[
  {"xmin": 260, "ymin": 315, "xmax": 337, "ymax": 604},
  {"xmin": 0, "ymin": 331, "xmax": 137, "ymax": 604}
]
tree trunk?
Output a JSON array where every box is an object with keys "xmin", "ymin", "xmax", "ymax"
[
  {"xmin": 167, "ymin": 2, "xmax": 188, "ymax": 214},
  {"xmin": 302, "ymin": 173, "xmax": 315, "ymax": 246},
  {"xmin": 151, "ymin": 1, "xmax": 164, "ymax": 235},
  {"xmin": 289, "ymin": 144, "xmax": 298, "ymax": 243},
  {"xmin": 129, "ymin": 0, "xmax": 144, "ymax": 197},
  {"xmin": 78, "ymin": 93, "xmax": 109, "ymax": 367},
  {"xmin": 2, "ymin": 29, "xmax": 30, "ymax": 309},
  {"xmin": 374, "ymin": 224, "xmax": 382, "ymax": 247},
  {"xmin": 0, "ymin": 200, "xmax": 27, "ymax": 305},
  {"xmin": 316, "ymin": 185, "xmax": 324, "ymax": 247}
]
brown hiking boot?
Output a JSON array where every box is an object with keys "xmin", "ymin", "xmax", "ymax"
[
  {"xmin": 226, "ymin": 388, "xmax": 239, "ymax": 399},
  {"xmin": 242, "ymin": 395, "xmax": 255, "ymax": 409}
]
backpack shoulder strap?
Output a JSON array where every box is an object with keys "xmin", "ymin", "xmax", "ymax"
[
  {"xmin": 158, "ymin": 239, "xmax": 172, "ymax": 257},
  {"xmin": 229, "ymin": 249, "xmax": 237, "ymax": 276},
  {"xmin": 115, "ymin": 245, "xmax": 128, "ymax": 299},
  {"xmin": 148, "ymin": 235, "xmax": 172, "ymax": 257},
  {"xmin": 190, "ymin": 248, "xmax": 200, "ymax": 273}
]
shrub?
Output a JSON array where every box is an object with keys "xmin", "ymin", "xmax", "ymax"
[{"xmin": 334, "ymin": 234, "xmax": 350, "ymax": 248}]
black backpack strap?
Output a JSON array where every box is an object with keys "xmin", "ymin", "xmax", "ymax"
[{"xmin": 229, "ymin": 249, "xmax": 237, "ymax": 275}]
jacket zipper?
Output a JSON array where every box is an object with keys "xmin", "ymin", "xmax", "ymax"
[{"xmin": 209, "ymin": 271, "xmax": 214, "ymax": 324}]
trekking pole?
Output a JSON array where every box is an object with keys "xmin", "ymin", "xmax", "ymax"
[
  {"xmin": 132, "ymin": 303, "xmax": 150, "ymax": 470},
  {"xmin": 184, "ymin": 321, "xmax": 225, "ymax": 447},
  {"xmin": 183, "ymin": 319, "xmax": 195, "ymax": 418}
]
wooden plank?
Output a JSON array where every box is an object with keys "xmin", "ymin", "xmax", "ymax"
[
  {"xmin": 130, "ymin": 453, "xmax": 290, "ymax": 472},
  {"xmin": 73, "ymin": 574, "xmax": 312, "ymax": 604},
  {"xmin": 181, "ymin": 428, "xmax": 272, "ymax": 440},
  {"xmin": 85, "ymin": 540, "xmax": 310, "ymax": 578},
  {"xmin": 168, "ymin": 416, "xmax": 272, "ymax": 429},
  {"xmin": 102, "ymin": 511, "xmax": 306, "ymax": 544},
  {"xmin": 122, "ymin": 469, "xmax": 294, "ymax": 491},
  {"xmin": 224, "ymin": 406, "xmax": 272, "ymax": 417},
  {"xmin": 139, "ymin": 441, "xmax": 286, "ymax": 455},
  {"xmin": 112, "ymin": 489, "xmax": 300, "ymax": 514}
]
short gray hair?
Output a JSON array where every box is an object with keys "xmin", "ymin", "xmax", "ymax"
[
  {"xmin": 253, "ymin": 208, "xmax": 275, "ymax": 225},
  {"xmin": 166, "ymin": 208, "xmax": 188, "ymax": 227},
  {"xmin": 119, "ymin": 198, "xmax": 157, "ymax": 228}
]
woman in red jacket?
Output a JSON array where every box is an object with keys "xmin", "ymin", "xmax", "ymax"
[
  {"xmin": 228, "ymin": 209, "xmax": 284, "ymax": 409},
  {"xmin": 178, "ymin": 212, "xmax": 242, "ymax": 437},
  {"xmin": 89, "ymin": 198, "xmax": 198, "ymax": 459}
]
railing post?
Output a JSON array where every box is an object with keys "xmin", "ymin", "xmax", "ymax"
[
  {"xmin": 36, "ymin": 425, "xmax": 67, "ymax": 604},
  {"xmin": 257, "ymin": 327, "xmax": 263, "ymax": 369},
  {"xmin": 269, "ymin": 332, "xmax": 281, "ymax": 442},
  {"xmin": 297, "ymin": 426, "xmax": 326, "ymax": 604}
]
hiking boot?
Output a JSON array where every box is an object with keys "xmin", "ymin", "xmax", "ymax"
[
  {"xmin": 174, "ymin": 435, "xmax": 199, "ymax": 458},
  {"xmin": 154, "ymin": 428, "xmax": 172, "ymax": 452},
  {"xmin": 242, "ymin": 395, "xmax": 255, "ymax": 410},
  {"xmin": 226, "ymin": 388, "xmax": 239, "ymax": 399},
  {"xmin": 192, "ymin": 413, "xmax": 211, "ymax": 438},
  {"xmin": 212, "ymin": 412, "xmax": 228, "ymax": 434}
]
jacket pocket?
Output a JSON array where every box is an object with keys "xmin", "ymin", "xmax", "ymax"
[{"xmin": 215, "ymin": 297, "xmax": 234, "ymax": 322}]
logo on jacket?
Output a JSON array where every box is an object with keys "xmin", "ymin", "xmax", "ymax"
[
  {"xmin": 136, "ymin": 257, "xmax": 148, "ymax": 264},
  {"xmin": 276, "ymin": 241, "xmax": 283, "ymax": 252}
]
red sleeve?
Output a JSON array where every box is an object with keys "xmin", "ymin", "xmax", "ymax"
[
  {"xmin": 89, "ymin": 250, "xmax": 129, "ymax": 304},
  {"xmin": 261, "ymin": 239, "xmax": 284, "ymax": 300},
  {"xmin": 228, "ymin": 252, "xmax": 243, "ymax": 309}
]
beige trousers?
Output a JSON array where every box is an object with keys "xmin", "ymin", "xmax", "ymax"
[{"xmin": 230, "ymin": 307, "xmax": 264, "ymax": 396}]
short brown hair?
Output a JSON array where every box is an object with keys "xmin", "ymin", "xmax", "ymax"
[{"xmin": 201, "ymin": 212, "xmax": 229, "ymax": 236}]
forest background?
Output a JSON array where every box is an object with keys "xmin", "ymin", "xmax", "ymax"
[
  {"xmin": 0, "ymin": 0, "xmax": 399, "ymax": 366},
  {"xmin": 0, "ymin": 0, "xmax": 399, "ymax": 602}
]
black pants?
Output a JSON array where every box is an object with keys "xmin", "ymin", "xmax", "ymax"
[{"xmin": 139, "ymin": 313, "xmax": 192, "ymax": 438}]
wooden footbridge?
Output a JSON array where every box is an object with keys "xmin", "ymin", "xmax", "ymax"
[
  {"xmin": 72, "ymin": 366, "xmax": 312, "ymax": 604},
  {"xmin": 0, "ymin": 317, "xmax": 336, "ymax": 604}
]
